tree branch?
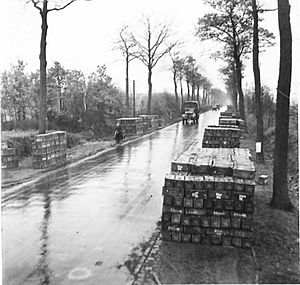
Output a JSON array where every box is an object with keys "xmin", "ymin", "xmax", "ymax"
[
  {"xmin": 48, "ymin": 0, "xmax": 77, "ymax": 12},
  {"xmin": 30, "ymin": 0, "xmax": 42, "ymax": 13}
]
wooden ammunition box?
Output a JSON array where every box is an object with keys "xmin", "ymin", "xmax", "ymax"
[
  {"xmin": 163, "ymin": 195, "xmax": 173, "ymax": 206},
  {"xmin": 185, "ymin": 175, "xmax": 196, "ymax": 190},
  {"xmin": 190, "ymin": 216, "xmax": 201, "ymax": 226},
  {"xmin": 201, "ymin": 216, "xmax": 210, "ymax": 227},
  {"xmin": 192, "ymin": 234, "xmax": 202, "ymax": 243},
  {"xmin": 211, "ymin": 216, "xmax": 221, "ymax": 228},
  {"xmin": 182, "ymin": 215, "xmax": 191, "ymax": 226},
  {"xmin": 231, "ymin": 218, "xmax": 241, "ymax": 229},
  {"xmin": 162, "ymin": 206, "xmax": 184, "ymax": 214},
  {"xmin": 224, "ymin": 177, "xmax": 235, "ymax": 191},
  {"xmin": 204, "ymin": 199, "xmax": 214, "ymax": 209},
  {"xmin": 201, "ymin": 235, "xmax": 211, "ymax": 245},
  {"xmin": 231, "ymin": 212, "xmax": 253, "ymax": 220},
  {"xmin": 208, "ymin": 210, "xmax": 230, "ymax": 217},
  {"xmin": 221, "ymin": 217, "xmax": 231, "ymax": 228},
  {"xmin": 172, "ymin": 232, "xmax": 182, "ymax": 242},
  {"xmin": 208, "ymin": 190, "xmax": 232, "ymax": 200},
  {"xmin": 234, "ymin": 201, "xmax": 244, "ymax": 211},
  {"xmin": 162, "ymin": 213, "xmax": 171, "ymax": 222},
  {"xmin": 214, "ymin": 177, "xmax": 225, "ymax": 191},
  {"xmin": 235, "ymin": 178, "xmax": 245, "ymax": 191},
  {"xmin": 165, "ymin": 174, "xmax": 175, "ymax": 188},
  {"xmin": 211, "ymin": 235, "xmax": 222, "ymax": 245},
  {"xmin": 183, "ymin": 198, "xmax": 194, "ymax": 208},
  {"xmin": 174, "ymin": 174, "xmax": 185, "ymax": 188},
  {"xmin": 185, "ymin": 189, "xmax": 207, "ymax": 199},
  {"xmin": 205, "ymin": 176, "xmax": 215, "ymax": 190},
  {"xmin": 194, "ymin": 198, "xmax": 204, "ymax": 208},
  {"xmin": 232, "ymin": 237, "xmax": 243, "ymax": 247},
  {"xmin": 185, "ymin": 208, "xmax": 207, "ymax": 216},
  {"xmin": 222, "ymin": 236, "xmax": 232, "ymax": 246},
  {"xmin": 245, "ymin": 180, "xmax": 255, "ymax": 193},
  {"xmin": 171, "ymin": 213, "xmax": 181, "ymax": 224},
  {"xmin": 213, "ymin": 200, "xmax": 224, "ymax": 210},
  {"xmin": 162, "ymin": 187, "xmax": 184, "ymax": 197},
  {"xmin": 233, "ymin": 192, "xmax": 254, "ymax": 202},
  {"xmin": 194, "ymin": 176, "xmax": 205, "ymax": 189},
  {"xmin": 182, "ymin": 233, "xmax": 191, "ymax": 243},
  {"xmin": 224, "ymin": 200, "xmax": 235, "ymax": 210}
]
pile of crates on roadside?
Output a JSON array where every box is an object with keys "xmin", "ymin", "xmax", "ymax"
[
  {"xmin": 202, "ymin": 125, "xmax": 241, "ymax": 148},
  {"xmin": 116, "ymin": 118, "xmax": 144, "ymax": 137},
  {"xmin": 161, "ymin": 147, "xmax": 255, "ymax": 248},
  {"xmin": 32, "ymin": 131, "xmax": 67, "ymax": 169},
  {"xmin": 219, "ymin": 111, "xmax": 245, "ymax": 131},
  {"xmin": 138, "ymin": 115, "xmax": 159, "ymax": 133},
  {"xmin": 1, "ymin": 142, "xmax": 18, "ymax": 169}
]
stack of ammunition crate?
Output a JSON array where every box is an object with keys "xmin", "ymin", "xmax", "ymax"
[
  {"xmin": 1, "ymin": 143, "xmax": 18, "ymax": 169},
  {"xmin": 138, "ymin": 115, "xmax": 158, "ymax": 133},
  {"xmin": 116, "ymin": 118, "xmax": 143, "ymax": 137},
  {"xmin": 219, "ymin": 117, "xmax": 245, "ymax": 131},
  {"xmin": 202, "ymin": 126, "xmax": 241, "ymax": 148},
  {"xmin": 32, "ymin": 131, "xmax": 67, "ymax": 169},
  {"xmin": 157, "ymin": 118, "xmax": 165, "ymax": 129},
  {"xmin": 161, "ymin": 147, "xmax": 255, "ymax": 248}
]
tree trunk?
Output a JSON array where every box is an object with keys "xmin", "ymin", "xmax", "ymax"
[
  {"xmin": 180, "ymin": 78, "xmax": 183, "ymax": 112},
  {"xmin": 235, "ymin": 58, "xmax": 246, "ymax": 124},
  {"xmin": 252, "ymin": 0, "xmax": 264, "ymax": 163},
  {"xmin": 197, "ymin": 86, "xmax": 200, "ymax": 104},
  {"xmin": 271, "ymin": 0, "xmax": 292, "ymax": 210},
  {"xmin": 38, "ymin": 3, "xmax": 48, "ymax": 134},
  {"xmin": 232, "ymin": 70, "xmax": 238, "ymax": 111},
  {"xmin": 126, "ymin": 56, "xmax": 129, "ymax": 116},
  {"xmin": 173, "ymin": 72, "xmax": 179, "ymax": 105},
  {"xmin": 147, "ymin": 67, "xmax": 152, "ymax": 115},
  {"xmin": 186, "ymin": 80, "xmax": 190, "ymax": 101},
  {"xmin": 191, "ymin": 84, "xmax": 195, "ymax": 100}
]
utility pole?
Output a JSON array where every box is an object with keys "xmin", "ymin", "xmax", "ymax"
[{"xmin": 133, "ymin": 80, "xmax": 136, "ymax": 117}]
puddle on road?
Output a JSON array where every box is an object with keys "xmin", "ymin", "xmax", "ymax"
[{"xmin": 68, "ymin": 267, "xmax": 91, "ymax": 280}]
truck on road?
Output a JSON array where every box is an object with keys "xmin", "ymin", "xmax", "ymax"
[{"xmin": 182, "ymin": 101, "xmax": 199, "ymax": 124}]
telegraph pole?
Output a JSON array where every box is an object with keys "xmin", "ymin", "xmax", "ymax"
[{"xmin": 133, "ymin": 80, "xmax": 136, "ymax": 117}]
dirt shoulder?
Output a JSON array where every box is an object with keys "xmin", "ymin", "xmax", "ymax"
[
  {"xmin": 127, "ymin": 134, "xmax": 299, "ymax": 284},
  {"xmin": 242, "ymin": 136, "xmax": 299, "ymax": 284},
  {"xmin": 1, "ymin": 120, "xmax": 181, "ymax": 190},
  {"xmin": 1, "ymin": 139, "xmax": 113, "ymax": 189}
]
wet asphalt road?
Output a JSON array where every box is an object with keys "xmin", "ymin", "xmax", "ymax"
[{"xmin": 2, "ymin": 110, "xmax": 219, "ymax": 285}]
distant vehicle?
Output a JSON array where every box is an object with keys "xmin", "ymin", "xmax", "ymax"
[
  {"xmin": 212, "ymin": 105, "xmax": 218, "ymax": 111},
  {"xmin": 182, "ymin": 101, "xmax": 199, "ymax": 124},
  {"xmin": 216, "ymin": 104, "xmax": 221, "ymax": 110}
]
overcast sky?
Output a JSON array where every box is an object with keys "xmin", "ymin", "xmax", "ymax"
[{"xmin": 0, "ymin": 0, "xmax": 299, "ymax": 102}]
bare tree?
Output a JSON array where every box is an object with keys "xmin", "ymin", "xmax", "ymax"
[
  {"xmin": 115, "ymin": 26, "xmax": 138, "ymax": 116},
  {"xmin": 271, "ymin": 0, "xmax": 293, "ymax": 210},
  {"xmin": 29, "ymin": 0, "xmax": 87, "ymax": 134},
  {"xmin": 132, "ymin": 17, "xmax": 176, "ymax": 114},
  {"xmin": 252, "ymin": 0, "xmax": 264, "ymax": 163}
]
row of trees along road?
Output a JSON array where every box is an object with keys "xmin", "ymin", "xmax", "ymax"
[
  {"xmin": 25, "ymin": 0, "xmax": 293, "ymax": 210},
  {"xmin": 196, "ymin": 0, "xmax": 294, "ymax": 210},
  {"xmin": 169, "ymin": 53, "xmax": 214, "ymax": 110},
  {"xmin": 1, "ymin": 60, "xmax": 125, "ymax": 134}
]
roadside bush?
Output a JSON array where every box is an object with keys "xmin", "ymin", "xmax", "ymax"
[
  {"xmin": 1, "ymin": 120, "xmax": 39, "ymax": 131},
  {"xmin": 7, "ymin": 135, "xmax": 34, "ymax": 158},
  {"xmin": 66, "ymin": 132, "xmax": 82, "ymax": 148}
]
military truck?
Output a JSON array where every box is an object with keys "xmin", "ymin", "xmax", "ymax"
[{"xmin": 182, "ymin": 101, "xmax": 199, "ymax": 124}]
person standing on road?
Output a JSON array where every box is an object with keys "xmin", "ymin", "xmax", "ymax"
[{"xmin": 114, "ymin": 122, "xmax": 124, "ymax": 144}]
